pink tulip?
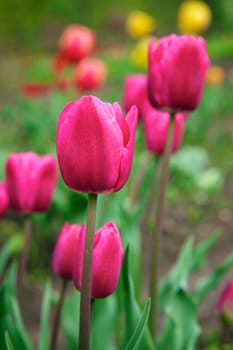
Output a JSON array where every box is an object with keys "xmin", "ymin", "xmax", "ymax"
[
  {"xmin": 148, "ymin": 34, "xmax": 210, "ymax": 112},
  {"xmin": 217, "ymin": 282, "xmax": 233, "ymax": 323},
  {"xmin": 56, "ymin": 95, "xmax": 138, "ymax": 193},
  {"xmin": 141, "ymin": 101, "xmax": 185, "ymax": 155},
  {"xmin": 59, "ymin": 25, "xmax": 96, "ymax": 64},
  {"xmin": 6, "ymin": 152, "xmax": 57, "ymax": 213},
  {"xmin": 73, "ymin": 58, "xmax": 107, "ymax": 91},
  {"xmin": 74, "ymin": 222, "xmax": 123, "ymax": 298},
  {"xmin": 52, "ymin": 222, "xmax": 84, "ymax": 280},
  {"xmin": 0, "ymin": 182, "xmax": 9, "ymax": 218},
  {"xmin": 123, "ymin": 74, "xmax": 148, "ymax": 117}
]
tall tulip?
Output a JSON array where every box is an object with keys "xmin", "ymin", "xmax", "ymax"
[
  {"xmin": 52, "ymin": 223, "xmax": 84, "ymax": 280},
  {"xmin": 0, "ymin": 182, "xmax": 9, "ymax": 218},
  {"xmin": 148, "ymin": 34, "xmax": 210, "ymax": 112},
  {"xmin": 59, "ymin": 25, "xmax": 96, "ymax": 64},
  {"xmin": 6, "ymin": 152, "xmax": 57, "ymax": 213},
  {"xmin": 73, "ymin": 222, "xmax": 123, "ymax": 298},
  {"xmin": 56, "ymin": 95, "xmax": 138, "ymax": 193}
]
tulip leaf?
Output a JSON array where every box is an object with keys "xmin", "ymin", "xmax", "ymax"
[
  {"xmin": 5, "ymin": 332, "xmax": 15, "ymax": 350},
  {"xmin": 62, "ymin": 290, "xmax": 80, "ymax": 350},
  {"xmin": 0, "ymin": 235, "xmax": 23, "ymax": 276},
  {"xmin": 195, "ymin": 252, "xmax": 233, "ymax": 303},
  {"xmin": 123, "ymin": 298, "xmax": 151, "ymax": 350},
  {"xmin": 121, "ymin": 245, "xmax": 153, "ymax": 349},
  {"xmin": 158, "ymin": 289, "xmax": 200, "ymax": 350},
  {"xmin": 38, "ymin": 281, "xmax": 53, "ymax": 350}
]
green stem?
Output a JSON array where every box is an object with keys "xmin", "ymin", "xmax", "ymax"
[
  {"xmin": 50, "ymin": 279, "xmax": 68, "ymax": 350},
  {"xmin": 78, "ymin": 193, "xmax": 98, "ymax": 350},
  {"xmin": 17, "ymin": 214, "xmax": 32, "ymax": 299},
  {"xmin": 149, "ymin": 113, "xmax": 175, "ymax": 342}
]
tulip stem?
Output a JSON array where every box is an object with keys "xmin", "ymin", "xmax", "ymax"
[
  {"xmin": 149, "ymin": 113, "xmax": 175, "ymax": 342},
  {"xmin": 50, "ymin": 279, "xmax": 68, "ymax": 350},
  {"xmin": 17, "ymin": 214, "xmax": 32, "ymax": 300},
  {"xmin": 79, "ymin": 193, "xmax": 98, "ymax": 350}
]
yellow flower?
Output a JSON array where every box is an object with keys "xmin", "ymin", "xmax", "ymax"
[
  {"xmin": 206, "ymin": 65, "xmax": 226, "ymax": 86},
  {"xmin": 126, "ymin": 11, "xmax": 156, "ymax": 39},
  {"xmin": 130, "ymin": 36, "xmax": 152, "ymax": 70},
  {"xmin": 177, "ymin": 1, "xmax": 212, "ymax": 34}
]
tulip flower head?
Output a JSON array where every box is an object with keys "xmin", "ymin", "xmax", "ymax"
[
  {"xmin": 0, "ymin": 182, "xmax": 9, "ymax": 218},
  {"xmin": 56, "ymin": 95, "xmax": 138, "ymax": 193},
  {"xmin": 148, "ymin": 34, "xmax": 210, "ymax": 112},
  {"xmin": 123, "ymin": 74, "xmax": 148, "ymax": 116},
  {"xmin": 73, "ymin": 58, "xmax": 108, "ymax": 91},
  {"xmin": 52, "ymin": 222, "xmax": 84, "ymax": 280},
  {"xmin": 74, "ymin": 222, "xmax": 123, "ymax": 298},
  {"xmin": 59, "ymin": 25, "xmax": 96, "ymax": 64},
  {"xmin": 217, "ymin": 282, "xmax": 233, "ymax": 325},
  {"xmin": 6, "ymin": 152, "xmax": 57, "ymax": 213},
  {"xmin": 141, "ymin": 101, "xmax": 185, "ymax": 155}
]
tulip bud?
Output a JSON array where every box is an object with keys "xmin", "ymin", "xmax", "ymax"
[
  {"xmin": 73, "ymin": 58, "xmax": 107, "ymax": 91},
  {"xmin": 56, "ymin": 95, "xmax": 138, "ymax": 193},
  {"xmin": 0, "ymin": 182, "xmax": 9, "ymax": 218},
  {"xmin": 141, "ymin": 101, "xmax": 186, "ymax": 155},
  {"xmin": 148, "ymin": 34, "xmax": 210, "ymax": 112},
  {"xmin": 123, "ymin": 74, "xmax": 148, "ymax": 116},
  {"xmin": 59, "ymin": 25, "xmax": 96, "ymax": 64},
  {"xmin": 6, "ymin": 152, "xmax": 57, "ymax": 213},
  {"xmin": 52, "ymin": 223, "xmax": 84, "ymax": 280},
  {"xmin": 217, "ymin": 282, "xmax": 233, "ymax": 326},
  {"xmin": 74, "ymin": 222, "xmax": 123, "ymax": 298}
]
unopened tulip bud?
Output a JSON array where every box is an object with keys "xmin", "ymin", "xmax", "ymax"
[
  {"xmin": 52, "ymin": 223, "xmax": 84, "ymax": 280},
  {"xmin": 56, "ymin": 95, "xmax": 138, "ymax": 193},
  {"xmin": 217, "ymin": 282, "xmax": 233, "ymax": 326},
  {"xmin": 123, "ymin": 74, "xmax": 148, "ymax": 116},
  {"xmin": 6, "ymin": 152, "xmax": 57, "ymax": 213},
  {"xmin": 148, "ymin": 34, "xmax": 210, "ymax": 112},
  {"xmin": 74, "ymin": 222, "xmax": 123, "ymax": 298}
]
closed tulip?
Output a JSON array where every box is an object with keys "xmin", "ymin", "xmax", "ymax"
[
  {"xmin": 59, "ymin": 25, "xmax": 96, "ymax": 64},
  {"xmin": 141, "ymin": 101, "xmax": 185, "ymax": 155},
  {"xmin": 148, "ymin": 34, "xmax": 210, "ymax": 112},
  {"xmin": 52, "ymin": 223, "xmax": 84, "ymax": 280},
  {"xmin": 6, "ymin": 152, "xmax": 57, "ymax": 213},
  {"xmin": 56, "ymin": 95, "xmax": 138, "ymax": 193},
  {"xmin": 0, "ymin": 182, "xmax": 9, "ymax": 218},
  {"xmin": 123, "ymin": 74, "xmax": 148, "ymax": 116},
  {"xmin": 74, "ymin": 222, "xmax": 123, "ymax": 298},
  {"xmin": 73, "ymin": 58, "xmax": 107, "ymax": 91}
]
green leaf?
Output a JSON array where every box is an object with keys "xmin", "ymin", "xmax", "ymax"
[
  {"xmin": 190, "ymin": 231, "xmax": 221, "ymax": 272},
  {"xmin": 0, "ymin": 235, "xmax": 23, "ymax": 275},
  {"xmin": 5, "ymin": 332, "xmax": 15, "ymax": 350},
  {"xmin": 158, "ymin": 238, "xmax": 194, "ymax": 312},
  {"xmin": 121, "ymin": 246, "xmax": 153, "ymax": 350},
  {"xmin": 195, "ymin": 253, "xmax": 233, "ymax": 302},
  {"xmin": 124, "ymin": 298, "xmax": 151, "ymax": 350},
  {"xmin": 158, "ymin": 290, "xmax": 200, "ymax": 350},
  {"xmin": 38, "ymin": 281, "xmax": 53, "ymax": 350},
  {"xmin": 62, "ymin": 290, "xmax": 80, "ymax": 350}
]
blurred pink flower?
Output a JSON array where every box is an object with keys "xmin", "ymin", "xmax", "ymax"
[
  {"xmin": 59, "ymin": 25, "xmax": 96, "ymax": 64},
  {"xmin": 217, "ymin": 282, "xmax": 233, "ymax": 324},
  {"xmin": 0, "ymin": 182, "xmax": 9, "ymax": 218},
  {"xmin": 123, "ymin": 73, "xmax": 148, "ymax": 117},
  {"xmin": 6, "ymin": 152, "xmax": 57, "ymax": 213},
  {"xmin": 52, "ymin": 222, "xmax": 84, "ymax": 280},
  {"xmin": 73, "ymin": 58, "xmax": 107, "ymax": 91}
]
